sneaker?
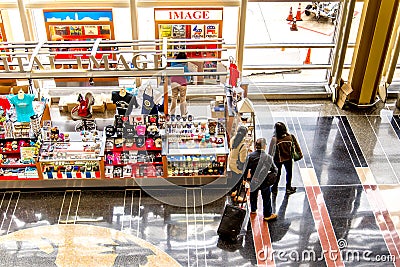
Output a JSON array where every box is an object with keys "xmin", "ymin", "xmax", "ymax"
[
  {"xmin": 264, "ymin": 214, "xmax": 278, "ymax": 221},
  {"xmin": 286, "ymin": 187, "xmax": 297, "ymax": 195}
]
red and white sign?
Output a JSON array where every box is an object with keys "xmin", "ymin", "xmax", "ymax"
[
  {"xmin": 191, "ymin": 25, "xmax": 204, "ymax": 39},
  {"xmin": 155, "ymin": 9, "xmax": 223, "ymax": 21},
  {"xmin": 205, "ymin": 24, "xmax": 218, "ymax": 38}
]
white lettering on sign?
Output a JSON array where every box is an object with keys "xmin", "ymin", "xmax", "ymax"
[{"xmin": 155, "ymin": 9, "xmax": 223, "ymax": 21}]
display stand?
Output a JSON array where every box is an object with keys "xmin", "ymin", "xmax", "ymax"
[
  {"xmin": 0, "ymin": 137, "xmax": 39, "ymax": 180},
  {"xmin": 155, "ymin": 8, "xmax": 223, "ymax": 85},
  {"xmin": 103, "ymin": 114, "xmax": 163, "ymax": 179},
  {"xmin": 237, "ymin": 97, "xmax": 256, "ymax": 147},
  {"xmin": 43, "ymin": 9, "xmax": 114, "ymax": 60},
  {"xmin": 0, "ymin": 39, "xmax": 231, "ymax": 188},
  {"xmin": 163, "ymin": 119, "xmax": 229, "ymax": 180},
  {"xmin": 225, "ymin": 86, "xmax": 256, "ymax": 148},
  {"xmin": 37, "ymin": 131, "xmax": 105, "ymax": 180}
]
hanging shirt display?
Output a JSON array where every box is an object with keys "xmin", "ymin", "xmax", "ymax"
[
  {"xmin": 7, "ymin": 93, "xmax": 35, "ymax": 122},
  {"xmin": 141, "ymin": 86, "xmax": 155, "ymax": 115},
  {"xmin": 0, "ymin": 96, "xmax": 11, "ymax": 111},
  {"xmin": 112, "ymin": 91, "xmax": 133, "ymax": 115}
]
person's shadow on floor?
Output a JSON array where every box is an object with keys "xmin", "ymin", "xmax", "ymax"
[{"xmin": 269, "ymin": 193, "xmax": 292, "ymax": 242}]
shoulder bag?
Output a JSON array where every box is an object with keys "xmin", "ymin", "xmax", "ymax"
[
  {"xmin": 236, "ymin": 143, "xmax": 245, "ymax": 171},
  {"xmin": 291, "ymin": 134, "xmax": 303, "ymax": 161}
]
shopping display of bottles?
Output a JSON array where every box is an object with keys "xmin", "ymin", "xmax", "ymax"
[
  {"xmin": 164, "ymin": 116, "xmax": 229, "ymax": 177},
  {"xmin": 167, "ymin": 155, "xmax": 226, "ymax": 177}
]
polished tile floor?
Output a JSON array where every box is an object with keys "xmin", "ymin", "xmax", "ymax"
[{"xmin": 1, "ymin": 99, "xmax": 400, "ymax": 266}]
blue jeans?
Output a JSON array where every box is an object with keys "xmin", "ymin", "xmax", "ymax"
[
  {"xmin": 250, "ymin": 184, "xmax": 272, "ymax": 217},
  {"xmin": 273, "ymin": 159, "xmax": 293, "ymax": 190}
]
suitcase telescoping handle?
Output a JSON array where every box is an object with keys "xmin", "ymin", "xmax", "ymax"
[{"xmin": 233, "ymin": 179, "xmax": 249, "ymax": 208}]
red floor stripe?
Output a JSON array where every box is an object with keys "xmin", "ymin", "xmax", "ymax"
[
  {"xmin": 363, "ymin": 184, "xmax": 400, "ymax": 266},
  {"xmin": 312, "ymin": 186, "xmax": 344, "ymax": 263},
  {"xmin": 305, "ymin": 186, "xmax": 344, "ymax": 267},
  {"xmin": 250, "ymin": 194, "xmax": 275, "ymax": 266}
]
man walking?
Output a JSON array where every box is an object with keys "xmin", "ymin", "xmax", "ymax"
[{"xmin": 242, "ymin": 138, "xmax": 278, "ymax": 221}]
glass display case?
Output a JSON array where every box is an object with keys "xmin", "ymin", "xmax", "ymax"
[
  {"xmin": 162, "ymin": 117, "xmax": 229, "ymax": 178},
  {"xmin": 103, "ymin": 114, "xmax": 164, "ymax": 179},
  {"xmin": 37, "ymin": 131, "xmax": 105, "ymax": 179}
]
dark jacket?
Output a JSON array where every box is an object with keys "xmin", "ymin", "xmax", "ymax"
[
  {"xmin": 269, "ymin": 134, "xmax": 302, "ymax": 163},
  {"xmin": 243, "ymin": 150, "xmax": 278, "ymax": 191}
]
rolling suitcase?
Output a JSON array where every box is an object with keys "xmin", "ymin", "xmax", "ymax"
[{"xmin": 217, "ymin": 182, "xmax": 249, "ymax": 241}]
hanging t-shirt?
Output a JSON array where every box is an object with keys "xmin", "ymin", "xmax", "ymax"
[
  {"xmin": 7, "ymin": 94, "xmax": 35, "ymax": 122},
  {"xmin": 112, "ymin": 91, "xmax": 133, "ymax": 115},
  {"xmin": 0, "ymin": 96, "xmax": 11, "ymax": 111}
]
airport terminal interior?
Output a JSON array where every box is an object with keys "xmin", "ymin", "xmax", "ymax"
[{"xmin": 0, "ymin": 0, "xmax": 400, "ymax": 266}]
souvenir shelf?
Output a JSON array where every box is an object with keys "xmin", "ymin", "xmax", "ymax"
[
  {"xmin": 154, "ymin": 7, "xmax": 223, "ymax": 85},
  {"xmin": 104, "ymin": 137, "xmax": 163, "ymax": 179},
  {"xmin": 44, "ymin": 9, "xmax": 114, "ymax": 60},
  {"xmin": 0, "ymin": 137, "xmax": 39, "ymax": 180},
  {"xmin": 37, "ymin": 132, "xmax": 105, "ymax": 179},
  {"xmin": 103, "ymin": 114, "xmax": 164, "ymax": 179},
  {"xmin": 224, "ymin": 86, "xmax": 256, "ymax": 146},
  {"xmin": 236, "ymin": 97, "xmax": 256, "ymax": 146},
  {"xmin": 162, "ymin": 118, "xmax": 229, "ymax": 178}
]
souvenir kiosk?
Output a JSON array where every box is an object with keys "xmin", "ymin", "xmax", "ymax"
[{"xmin": 0, "ymin": 39, "xmax": 233, "ymax": 188}]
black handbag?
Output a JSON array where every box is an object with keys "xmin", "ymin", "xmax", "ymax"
[{"xmin": 264, "ymin": 171, "xmax": 278, "ymax": 187}]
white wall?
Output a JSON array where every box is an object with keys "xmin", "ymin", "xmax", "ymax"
[
  {"xmin": 112, "ymin": 8, "xmax": 132, "ymax": 40},
  {"xmin": 31, "ymin": 8, "xmax": 47, "ymax": 41},
  {"xmin": 137, "ymin": 7, "xmax": 155, "ymax": 40},
  {"xmin": 3, "ymin": 9, "xmax": 25, "ymax": 42},
  {"xmin": 222, "ymin": 7, "xmax": 239, "ymax": 45}
]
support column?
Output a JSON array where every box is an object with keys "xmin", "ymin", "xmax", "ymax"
[
  {"xmin": 331, "ymin": 0, "xmax": 356, "ymax": 95},
  {"xmin": 16, "ymin": 0, "xmax": 30, "ymax": 41},
  {"xmin": 130, "ymin": 0, "xmax": 139, "ymax": 40},
  {"xmin": 383, "ymin": 4, "xmax": 400, "ymax": 85},
  {"xmin": 348, "ymin": 0, "xmax": 399, "ymax": 106},
  {"xmin": 236, "ymin": 0, "xmax": 248, "ymax": 73}
]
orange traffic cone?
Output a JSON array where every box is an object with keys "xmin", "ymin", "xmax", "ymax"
[
  {"xmin": 290, "ymin": 18, "xmax": 298, "ymax": 31},
  {"xmin": 296, "ymin": 3, "xmax": 303, "ymax": 21},
  {"xmin": 286, "ymin": 7, "xmax": 293, "ymax": 21},
  {"xmin": 304, "ymin": 48, "xmax": 312, "ymax": 64}
]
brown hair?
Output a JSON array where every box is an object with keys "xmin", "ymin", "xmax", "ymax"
[{"xmin": 255, "ymin": 138, "xmax": 266, "ymax": 150}]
